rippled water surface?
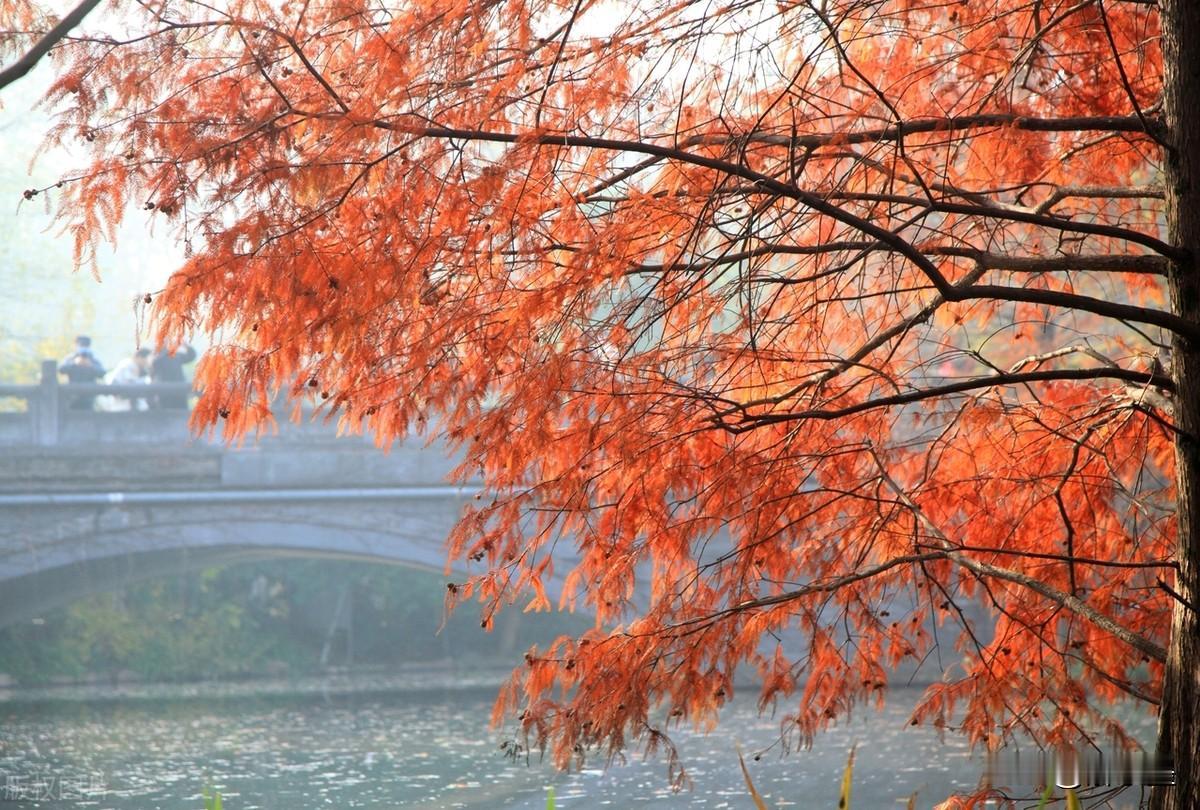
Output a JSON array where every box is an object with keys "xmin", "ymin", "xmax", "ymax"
[{"xmin": 0, "ymin": 679, "xmax": 1158, "ymax": 809}]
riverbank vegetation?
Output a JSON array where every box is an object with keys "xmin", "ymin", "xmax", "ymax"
[{"xmin": 0, "ymin": 561, "xmax": 586, "ymax": 686}]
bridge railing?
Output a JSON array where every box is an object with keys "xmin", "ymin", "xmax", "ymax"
[{"xmin": 1, "ymin": 360, "xmax": 196, "ymax": 446}]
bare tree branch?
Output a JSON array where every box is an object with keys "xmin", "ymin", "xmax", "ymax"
[
  {"xmin": 718, "ymin": 367, "xmax": 1175, "ymax": 429},
  {"xmin": 691, "ymin": 113, "xmax": 1160, "ymax": 150},
  {"xmin": 926, "ymin": 247, "xmax": 1168, "ymax": 276},
  {"xmin": 1033, "ymin": 185, "xmax": 1164, "ymax": 215},
  {"xmin": 0, "ymin": 0, "xmax": 103, "ymax": 91}
]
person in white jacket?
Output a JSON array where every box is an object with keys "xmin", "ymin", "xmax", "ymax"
[{"xmin": 98, "ymin": 348, "xmax": 152, "ymax": 411}]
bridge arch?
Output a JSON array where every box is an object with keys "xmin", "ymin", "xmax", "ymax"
[{"xmin": 0, "ymin": 488, "xmax": 587, "ymax": 627}]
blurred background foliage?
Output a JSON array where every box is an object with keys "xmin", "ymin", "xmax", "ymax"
[{"xmin": 1, "ymin": 60, "xmax": 188, "ymax": 398}]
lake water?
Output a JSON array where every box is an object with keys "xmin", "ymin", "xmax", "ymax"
[{"xmin": 0, "ymin": 675, "xmax": 1159, "ymax": 809}]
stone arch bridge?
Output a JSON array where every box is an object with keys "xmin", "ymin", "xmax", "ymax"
[{"xmin": 0, "ymin": 363, "xmax": 585, "ymax": 627}]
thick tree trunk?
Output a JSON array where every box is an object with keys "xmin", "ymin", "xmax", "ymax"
[{"xmin": 1153, "ymin": 3, "xmax": 1200, "ymax": 810}]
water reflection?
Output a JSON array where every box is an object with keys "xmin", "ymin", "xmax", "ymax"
[{"xmin": 0, "ymin": 680, "xmax": 1158, "ymax": 809}]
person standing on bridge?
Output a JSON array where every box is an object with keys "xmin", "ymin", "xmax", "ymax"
[
  {"xmin": 57, "ymin": 335, "xmax": 106, "ymax": 410},
  {"xmin": 98, "ymin": 347, "xmax": 152, "ymax": 411},
  {"xmin": 150, "ymin": 342, "xmax": 197, "ymax": 409}
]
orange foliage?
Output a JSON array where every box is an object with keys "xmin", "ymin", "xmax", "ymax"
[{"xmin": 7, "ymin": 0, "xmax": 1185, "ymax": 796}]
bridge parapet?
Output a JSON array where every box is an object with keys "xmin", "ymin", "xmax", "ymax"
[
  {"xmin": 1, "ymin": 360, "xmax": 194, "ymax": 447},
  {"xmin": 0, "ymin": 361, "xmax": 465, "ymax": 492}
]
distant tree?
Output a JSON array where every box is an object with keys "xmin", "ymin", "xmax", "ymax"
[{"xmin": 5, "ymin": 1, "xmax": 1199, "ymax": 807}]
